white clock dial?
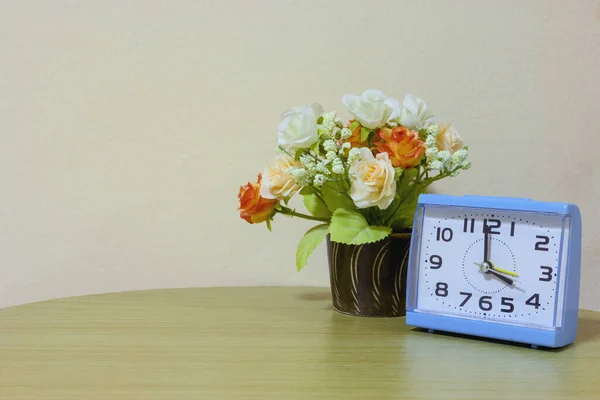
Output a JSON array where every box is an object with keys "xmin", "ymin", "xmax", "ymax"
[{"xmin": 414, "ymin": 206, "xmax": 567, "ymax": 329}]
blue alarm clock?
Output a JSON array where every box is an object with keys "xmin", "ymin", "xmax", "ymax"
[{"xmin": 405, "ymin": 194, "xmax": 582, "ymax": 349}]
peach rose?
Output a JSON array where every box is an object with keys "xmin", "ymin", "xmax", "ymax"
[
  {"xmin": 436, "ymin": 123, "xmax": 464, "ymax": 154},
  {"xmin": 348, "ymin": 148, "xmax": 396, "ymax": 210},
  {"xmin": 238, "ymin": 174, "xmax": 277, "ymax": 224},
  {"xmin": 374, "ymin": 126, "xmax": 425, "ymax": 168},
  {"xmin": 260, "ymin": 154, "xmax": 303, "ymax": 200}
]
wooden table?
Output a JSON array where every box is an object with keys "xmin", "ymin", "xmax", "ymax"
[{"xmin": 1, "ymin": 287, "xmax": 599, "ymax": 399}]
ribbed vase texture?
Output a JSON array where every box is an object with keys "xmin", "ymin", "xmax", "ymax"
[{"xmin": 326, "ymin": 234, "xmax": 410, "ymax": 317}]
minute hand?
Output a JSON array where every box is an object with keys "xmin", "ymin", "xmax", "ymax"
[
  {"xmin": 483, "ymin": 229, "xmax": 490, "ymax": 263},
  {"xmin": 489, "ymin": 262, "xmax": 519, "ymax": 277}
]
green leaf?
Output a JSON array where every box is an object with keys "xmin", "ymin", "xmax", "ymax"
[
  {"xmin": 390, "ymin": 183, "xmax": 429, "ymax": 231},
  {"xmin": 328, "ymin": 208, "xmax": 391, "ymax": 245},
  {"xmin": 294, "ymin": 148, "xmax": 305, "ymax": 161},
  {"xmin": 395, "ymin": 167, "xmax": 404, "ymax": 179},
  {"xmin": 303, "ymin": 194, "xmax": 332, "ymax": 219},
  {"xmin": 349, "ymin": 121, "xmax": 360, "ymax": 132},
  {"xmin": 402, "ymin": 167, "xmax": 419, "ymax": 182},
  {"xmin": 318, "ymin": 127, "xmax": 330, "ymax": 136},
  {"xmin": 299, "ymin": 186, "xmax": 314, "ymax": 195},
  {"xmin": 360, "ymin": 127, "xmax": 372, "ymax": 142},
  {"xmin": 266, "ymin": 219, "xmax": 272, "ymax": 231},
  {"xmin": 312, "ymin": 141, "xmax": 321, "ymax": 156},
  {"xmin": 320, "ymin": 181, "xmax": 356, "ymax": 213},
  {"xmin": 296, "ymin": 224, "xmax": 329, "ymax": 271}
]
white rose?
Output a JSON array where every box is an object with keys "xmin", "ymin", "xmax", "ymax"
[
  {"xmin": 348, "ymin": 148, "xmax": 396, "ymax": 210},
  {"xmin": 341, "ymin": 90, "xmax": 400, "ymax": 130},
  {"xmin": 260, "ymin": 153, "xmax": 304, "ymax": 200},
  {"xmin": 435, "ymin": 123, "xmax": 464, "ymax": 154},
  {"xmin": 400, "ymin": 94, "xmax": 435, "ymax": 131},
  {"xmin": 277, "ymin": 103, "xmax": 324, "ymax": 151}
]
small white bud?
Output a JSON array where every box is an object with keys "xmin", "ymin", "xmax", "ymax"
[
  {"xmin": 452, "ymin": 149, "xmax": 468, "ymax": 164},
  {"xmin": 323, "ymin": 140, "xmax": 337, "ymax": 152},
  {"xmin": 429, "ymin": 160, "xmax": 443, "ymax": 170},
  {"xmin": 348, "ymin": 147, "xmax": 362, "ymax": 164},
  {"xmin": 299, "ymin": 154, "xmax": 315, "ymax": 168},
  {"xmin": 425, "ymin": 135, "xmax": 436, "ymax": 148},
  {"xmin": 426, "ymin": 124, "xmax": 440, "ymax": 136},
  {"xmin": 332, "ymin": 164, "xmax": 345, "ymax": 174},
  {"xmin": 438, "ymin": 150, "xmax": 451, "ymax": 164},
  {"xmin": 313, "ymin": 174, "xmax": 326, "ymax": 187},
  {"xmin": 316, "ymin": 161, "xmax": 331, "ymax": 173},
  {"xmin": 425, "ymin": 148, "xmax": 438, "ymax": 159}
]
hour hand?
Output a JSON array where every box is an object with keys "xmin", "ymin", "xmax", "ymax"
[
  {"xmin": 474, "ymin": 262, "xmax": 514, "ymax": 286},
  {"xmin": 488, "ymin": 269, "xmax": 514, "ymax": 286}
]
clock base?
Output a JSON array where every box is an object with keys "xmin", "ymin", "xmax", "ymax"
[{"xmin": 406, "ymin": 311, "xmax": 575, "ymax": 349}]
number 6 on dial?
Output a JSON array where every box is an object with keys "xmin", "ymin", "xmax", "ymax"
[{"xmin": 405, "ymin": 194, "xmax": 582, "ymax": 349}]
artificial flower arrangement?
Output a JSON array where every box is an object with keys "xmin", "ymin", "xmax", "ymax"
[{"xmin": 238, "ymin": 90, "xmax": 471, "ymax": 271}]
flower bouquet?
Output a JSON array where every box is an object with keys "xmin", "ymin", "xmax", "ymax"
[{"xmin": 238, "ymin": 90, "xmax": 471, "ymax": 316}]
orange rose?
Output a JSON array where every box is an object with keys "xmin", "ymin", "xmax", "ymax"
[
  {"xmin": 238, "ymin": 174, "xmax": 277, "ymax": 224},
  {"xmin": 344, "ymin": 120, "xmax": 367, "ymax": 149},
  {"xmin": 374, "ymin": 126, "xmax": 425, "ymax": 168}
]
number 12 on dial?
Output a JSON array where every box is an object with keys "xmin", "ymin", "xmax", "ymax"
[{"xmin": 405, "ymin": 194, "xmax": 582, "ymax": 349}]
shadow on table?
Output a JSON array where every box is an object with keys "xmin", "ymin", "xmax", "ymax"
[
  {"xmin": 408, "ymin": 326, "xmax": 551, "ymax": 350},
  {"xmin": 296, "ymin": 289, "xmax": 332, "ymax": 303},
  {"xmin": 295, "ymin": 289, "xmax": 600, "ymax": 348},
  {"xmin": 405, "ymin": 313, "xmax": 600, "ymax": 351},
  {"xmin": 575, "ymin": 314, "xmax": 600, "ymax": 344}
]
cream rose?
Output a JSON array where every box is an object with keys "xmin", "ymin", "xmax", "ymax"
[
  {"xmin": 400, "ymin": 94, "xmax": 435, "ymax": 131},
  {"xmin": 436, "ymin": 123, "xmax": 464, "ymax": 154},
  {"xmin": 348, "ymin": 148, "xmax": 396, "ymax": 210},
  {"xmin": 260, "ymin": 153, "xmax": 303, "ymax": 200},
  {"xmin": 342, "ymin": 90, "xmax": 400, "ymax": 130},
  {"xmin": 277, "ymin": 103, "xmax": 324, "ymax": 151}
]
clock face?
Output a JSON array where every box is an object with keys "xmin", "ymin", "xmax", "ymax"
[{"xmin": 412, "ymin": 205, "xmax": 569, "ymax": 329}]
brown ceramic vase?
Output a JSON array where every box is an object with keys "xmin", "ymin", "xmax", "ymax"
[{"xmin": 326, "ymin": 232, "xmax": 411, "ymax": 317}]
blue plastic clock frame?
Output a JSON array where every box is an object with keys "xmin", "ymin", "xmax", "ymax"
[{"xmin": 405, "ymin": 194, "xmax": 582, "ymax": 349}]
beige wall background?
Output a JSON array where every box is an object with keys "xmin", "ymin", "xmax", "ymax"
[{"xmin": 1, "ymin": 0, "xmax": 599, "ymax": 310}]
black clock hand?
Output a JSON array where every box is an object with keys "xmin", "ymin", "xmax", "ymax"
[
  {"xmin": 483, "ymin": 226, "xmax": 490, "ymax": 263},
  {"xmin": 475, "ymin": 262, "xmax": 514, "ymax": 286},
  {"xmin": 488, "ymin": 269, "xmax": 514, "ymax": 286}
]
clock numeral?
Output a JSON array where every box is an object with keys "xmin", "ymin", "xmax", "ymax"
[
  {"xmin": 479, "ymin": 296, "xmax": 493, "ymax": 311},
  {"xmin": 501, "ymin": 297, "xmax": 514, "ymax": 313},
  {"xmin": 435, "ymin": 282, "xmax": 448, "ymax": 297},
  {"xmin": 459, "ymin": 292, "xmax": 472, "ymax": 306},
  {"xmin": 535, "ymin": 235, "xmax": 550, "ymax": 251},
  {"xmin": 483, "ymin": 219, "xmax": 501, "ymax": 235},
  {"xmin": 526, "ymin": 293, "xmax": 541, "ymax": 309},
  {"xmin": 436, "ymin": 227, "xmax": 453, "ymax": 242},
  {"xmin": 429, "ymin": 255, "xmax": 442, "ymax": 269},
  {"xmin": 539, "ymin": 266, "xmax": 553, "ymax": 282},
  {"xmin": 463, "ymin": 218, "xmax": 475, "ymax": 233},
  {"xmin": 510, "ymin": 221, "xmax": 516, "ymax": 237}
]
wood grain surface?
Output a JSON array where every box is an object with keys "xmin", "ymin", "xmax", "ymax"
[{"xmin": 1, "ymin": 287, "xmax": 599, "ymax": 399}]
